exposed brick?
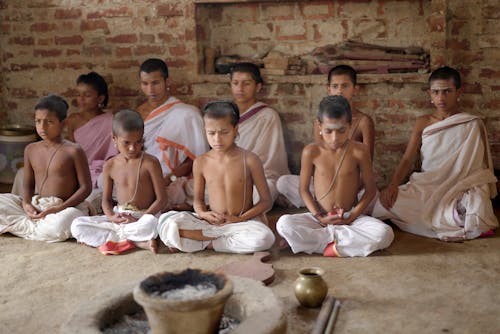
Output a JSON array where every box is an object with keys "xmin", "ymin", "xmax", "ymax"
[
  {"xmin": 80, "ymin": 19, "xmax": 109, "ymax": 33},
  {"xmin": 8, "ymin": 36, "xmax": 35, "ymax": 45},
  {"xmin": 169, "ymin": 45, "xmax": 188, "ymax": 56},
  {"xmin": 2, "ymin": 52, "xmax": 14, "ymax": 62},
  {"xmin": 158, "ymin": 32, "xmax": 173, "ymax": 43},
  {"xmin": 42, "ymin": 62, "xmax": 57, "ymax": 70},
  {"xmin": 482, "ymin": 6, "xmax": 500, "ymax": 19},
  {"xmin": 54, "ymin": 8, "xmax": 81, "ymax": 19},
  {"xmin": 164, "ymin": 58, "xmax": 189, "ymax": 68},
  {"xmin": 55, "ymin": 35, "xmax": 83, "ymax": 45},
  {"xmin": 484, "ymin": 99, "xmax": 500, "ymax": 109},
  {"xmin": 10, "ymin": 88, "xmax": 37, "ymax": 98},
  {"xmin": 33, "ymin": 49, "xmax": 62, "ymax": 57},
  {"xmin": 108, "ymin": 60, "xmax": 139, "ymax": 69},
  {"xmin": 82, "ymin": 46, "xmax": 112, "ymax": 57},
  {"xmin": 480, "ymin": 68, "xmax": 500, "ymax": 79},
  {"xmin": 106, "ymin": 34, "xmax": 137, "ymax": 44},
  {"xmin": 300, "ymin": 2, "xmax": 334, "ymax": 20},
  {"xmin": 281, "ymin": 112, "xmax": 304, "ymax": 122},
  {"xmin": 276, "ymin": 23, "xmax": 307, "ymax": 41},
  {"xmin": 140, "ymin": 33, "xmax": 155, "ymax": 43},
  {"xmin": 30, "ymin": 22, "xmax": 57, "ymax": 32},
  {"xmin": 134, "ymin": 45, "xmax": 164, "ymax": 56},
  {"xmin": 10, "ymin": 63, "xmax": 39, "ymax": 71},
  {"xmin": 462, "ymin": 82, "xmax": 482, "ymax": 94},
  {"xmin": 37, "ymin": 37, "xmax": 53, "ymax": 45},
  {"xmin": 1, "ymin": 23, "xmax": 11, "ymax": 34},
  {"xmin": 157, "ymin": 4, "xmax": 183, "ymax": 17},
  {"xmin": 447, "ymin": 38, "xmax": 470, "ymax": 50},
  {"xmin": 115, "ymin": 47, "xmax": 132, "ymax": 57},
  {"xmin": 111, "ymin": 86, "xmax": 138, "ymax": 97},
  {"xmin": 172, "ymin": 84, "xmax": 193, "ymax": 96},
  {"xmin": 87, "ymin": 7, "xmax": 132, "ymax": 19}
]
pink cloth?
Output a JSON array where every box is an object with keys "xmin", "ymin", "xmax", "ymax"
[{"xmin": 74, "ymin": 112, "xmax": 117, "ymax": 187}]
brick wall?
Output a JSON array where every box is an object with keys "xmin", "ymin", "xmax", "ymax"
[{"xmin": 0, "ymin": 0, "xmax": 498, "ymax": 187}]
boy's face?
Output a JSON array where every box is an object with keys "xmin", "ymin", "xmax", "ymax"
[
  {"xmin": 140, "ymin": 70, "xmax": 168, "ymax": 103},
  {"xmin": 230, "ymin": 72, "xmax": 261, "ymax": 107},
  {"xmin": 113, "ymin": 129, "xmax": 144, "ymax": 160},
  {"xmin": 327, "ymin": 74, "xmax": 357, "ymax": 103},
  {"xmin": 77, "ymin": 83, "xmax": 104, "ymax": 113},
  {"xmin": 428, "ymin": 78, "xmax": 461, "ymax": 113},
  {"xmin": 319, "ymin": 116, "xmax": 351, "ymax": 150},
  {"xmin": 35, "ymin": 109, "xmax": 63, "ymax": 142},
  {"xmin": 204, "ymin": 116, "xmax": 238, "ymax": 152}
]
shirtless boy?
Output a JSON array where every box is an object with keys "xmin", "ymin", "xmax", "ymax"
[
  {"xmin": 372, "ymin": 66, "xmax": 498, "ymax": 241},
  {"xmin": 71, "ymin": 109, "xmax": 167, "ymax": 254},
  {"xmin": 136, "ymin": 58, "xmax": 208, "ymax": 210},
  {"xmin": 0, "ymin": 94, "xmax": 92, "ymax": 242},
  {"xmin": 277, "ymin": 65, "xmax": 375, "ymax": 208},
  {"xmin": 276, "ymin": 96, "xmax": 393, "ymax": 257},
  {"xmin": 158, "ymin": 101, "xmax": 275, "ymax": 253}
]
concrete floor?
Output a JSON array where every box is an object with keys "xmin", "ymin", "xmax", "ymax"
[{"xmin": 1, "ymin": 181, "xmax": 499, "ymax": 334}]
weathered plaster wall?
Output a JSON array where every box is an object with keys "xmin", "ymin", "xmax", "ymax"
[{"xmin": 0, "ymin": 0, "xmax": 498, "ymax": 186}]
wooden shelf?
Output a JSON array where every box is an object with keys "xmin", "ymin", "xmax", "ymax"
[{"xmin": 195, "ymin": 73, "xmax": 428, "ymax": 85}]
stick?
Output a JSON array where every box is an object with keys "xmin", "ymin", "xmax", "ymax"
[
  {"xmin": 324, "ymin": 299, "xmax": 341, "ymax": 334},
  {"xmin": 311, "ymin": 295, "xmax": 336, "ymax": 334}
]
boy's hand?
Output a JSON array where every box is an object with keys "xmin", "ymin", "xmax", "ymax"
[
  {"xmin": 109, "ymin": 213, "xmax": 138, "ymax": 224},
  {"xmin": 380, "ymin": 185, "xmax": 398, "ymax": 209},
  {"xmin": 221, "ymin": 214, "xmax": 241, "ymax": 225},
  {"xmin": 33, "ymin": 205, "xmax": 64, "ymax": 219},
  {"xmin": 317, "ymin": 208, "xmax": 351, "ymax": 226},
  {"xmin": 23, "ymin": 202, "xmax": 39, "ymax": 219},
  {"xmin": 200, "ymin": 211, "xmax": 225, "ymax": 225}
]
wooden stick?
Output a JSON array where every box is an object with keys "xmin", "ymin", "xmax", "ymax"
[
  {"xmin": 311, "ymin": 295, "xmax": 335, "ymax": 334},
  {"xmin": 324, "ymin": 299, "xmax": 341, "ymax": 334}
]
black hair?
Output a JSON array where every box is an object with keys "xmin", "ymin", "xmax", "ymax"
[
  {"xmin": 428, "ymin": 66, "xmax": 461, "ymax": 89},
  {"xmin": 112, "ymin": 109, "xmax": 144, "ymax": 136},
  {"xmin": 34, "ymin": 94, "xmax": 69, "ymax": 121},
  {"xmin": 317, "ymin": 95, "xmax": 352, "ymax": 124},
  {"xmin": 76, "ymin": 71, "xmax": 109, "ymax": 108},
  {"xmin": 203, "ymin": 100, "xmax": 240, "ymax": 126},
  {"xmin": 229, "ymin": 62, "xmax": 264, "ymax": 85},
  {"xmin": 139, "ymin": 58, "xmax": 169, "ymax": 79},
  {"xmin": 327, "ymin": 65, "xmax": 357, "ymax": 86}
]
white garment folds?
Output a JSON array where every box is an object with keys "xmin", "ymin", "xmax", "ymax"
[
  {"xmin": 277, "ymin": 212, "xmax": 393, "ymax": 257},
  {"xmin": 0, "ymin": 194, "xmax": 87, "ymax": 242},
  {"xmin": 236, "ymin": 102, "xmax": 290, "ymax": 201},
  {"xmin": 143, "ymin": 97, "xmax": 209, "ymax": 206},
  {"xmin": 158, "ymin": 211, "xmax": 275, "ymax": 253},
  {"xmin": 372, "ymin": 113, "xmax": 498, "ymax": 240},
  {"xmin": 71, "ymin": 206, "xmax": 158, "ymax": 247}
]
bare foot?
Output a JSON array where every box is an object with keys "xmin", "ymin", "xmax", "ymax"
[
  {"xmin": 275, "ymin": 194, "xmax": 296, "ymax": 209},
  {"xmin": 167, "ymin": 246, "xmax": 180, "ymax": 253},
  {"xmin": 135, "ymin": 239, "xmax": 158, "ymax": 254},
  {"xmin": 278, "ymin": 238, "xmax": 290, "ymax": 250}
]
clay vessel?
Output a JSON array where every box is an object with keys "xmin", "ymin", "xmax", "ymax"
[
  {"xmin": 133, "ymin": 269, "xmax": 233, "ymax": 334},
  {"xmin": 294, "ymin": 267, "xmax": 328, "ymax": 308}
]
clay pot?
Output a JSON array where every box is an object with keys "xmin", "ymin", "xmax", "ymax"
[
  {"xmin": 294, "ymin": 267, "xmax": 328, "ymax": 308},
  {"xmin": 133, "ymin": 269, "xmax": 233, "ymax": 334}
]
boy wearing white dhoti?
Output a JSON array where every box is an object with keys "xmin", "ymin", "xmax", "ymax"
[
  {"xmin": 71, "ymin": 110, "xmax": 167, "ymax": 255},
  {"xmin": 277, "ymin": 96, "xmax": 393, "ymax": 257},
  {"xmin": 229, "ymin": 63, "xmax": 290, "ymax": 203},
  {"xmin": 277, "ymin": 65, "xmax": 375, "ymax": 208},
  {"xmin": 374, "ymin": 67, "xmax": 498, "ymax": 241},
  {"xmin": 158, "ymin": 101, "xmax": 275, "ymax": 253},
  {"xmin": 0, "ymin": 95, "xmax": 92, "ymax": 242},
  {"xmin": 136, "ymin": 58, "xmax": 208, "ymax": 209}
]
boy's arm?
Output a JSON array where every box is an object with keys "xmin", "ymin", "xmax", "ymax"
[
  {"xmin": 143, "ymin": 158, "xmax": 167, "ymax": 215},
  {"xmin": 21, "ymin": 145, "xmax": 38, "ymax": 217},
  {"xmin": 57, "ymin": 146, "xmax": 92, "ymax": 210},
  {"xmin": 346, "ymin": 146, "xmax": 376, "ymax": 222},
  {"xmin": 380, "ymin": 118, "xmax": 426, "ymax": 209},
  {"xmin": 299, "ymin": 145, "xmax": 324, "ymax": 217},
  {"xmin": 361, "ymin": 115, "xmax": 375, "ymax": 161},
  {"xmin": 228, "ymin": 153, "xmax": 272, "ymax": 223},
  {"xmin": 192, "ymin": 158, "xmax": 224, "ymax": 224},
  {"xmin": 165, "ymin": 157, "xmax": 193, "ymax": 185},
  {"xmin": 101, "ymin": 161, "xmax": 115, "ymax": 218}
]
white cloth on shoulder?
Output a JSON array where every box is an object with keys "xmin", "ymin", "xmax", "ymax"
[
  {"xmin": 71, "ymin": 206, "xmax": 158, "ymax": 247},
  {"xmin": 0, "ymin": 194, "xmax": 88, "ymax": 242},
  {"xmin": 372, "ymin": 113, "xmax": 498, "ymax": 241},
  {"xmin": 276, "ymin": 212, "xmax": 393, "ymax": 257},
  {"xmin": 157, "ymin": 211, "xmax": 275, "ymax": 253}
]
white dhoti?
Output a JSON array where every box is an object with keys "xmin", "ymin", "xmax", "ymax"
[
  {"xmin": 157, "ymin": 211, "xmax": 275, "ymax": 253},
  {"xmin": 276, "ymin": 212, "xmax": 394, "ymax": 257},
  {"xmin": 71, "ymin": 206, "xmax": 158, "ymax": 247},
  {"xmin": 0, "ymin": 194, "xmax": 88, "ymax": 242}
]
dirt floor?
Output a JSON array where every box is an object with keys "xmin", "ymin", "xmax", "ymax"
[{"xmin": 0, "ymin": 184, "xmax": 499, "ymax": 333}]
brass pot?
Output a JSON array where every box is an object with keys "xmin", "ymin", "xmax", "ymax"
[{"xmin": 294, "ymin": 267, "xmax": 328, "ymax": 308}]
